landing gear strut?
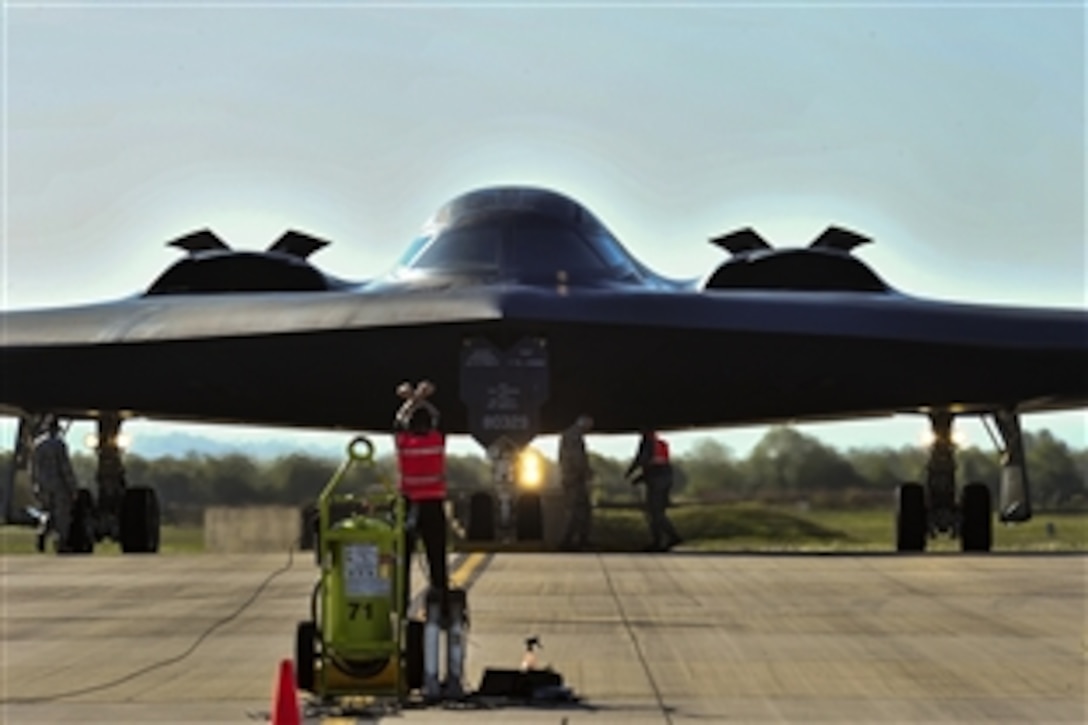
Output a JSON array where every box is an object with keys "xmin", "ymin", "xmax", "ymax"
[
  {"xmin": 488, "ymin": 439, "xmax": 518, "ymax": 542},
  {"xmin": 3, "ymin": 414, "xmax": 44, "ymax": 525},
  {"xmin": 94, "ymin": 413, "xmax": 126, "ymax": 543},
  {"xmin": 94, "ymin": 414, "xmax": 160, "ymax": 553},
  {"xmin": 463, "ymin": 439, "xmax": 544, "ymax": 544}
]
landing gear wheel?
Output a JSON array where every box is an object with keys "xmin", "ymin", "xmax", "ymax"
[
  {"xmin": 467, "ymin": 492, "xmax": 495, "ymax": 541},
  {"xmin": 515, "ymin": 493, "xmax": 543, "ymax": 541},
  {"xmin": 896, "ymin": 482, "xmax": 927, "ymax": 552},
  {"xmin": 68, "ymin": 488, "xmax": 95, "ymax": 554},
  {"xmin": 960, "ymin": 482, "xmax": 992, "ymax": 552},
  {"xmin": 120, "ymin": 487, "xmax": 160, "ymax": 553},
  {"xmin": 295, "ymin": 620, "xmax": 317, "ymax": 692}
]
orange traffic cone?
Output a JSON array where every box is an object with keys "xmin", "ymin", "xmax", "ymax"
[{"xmin": 271, "ymin": 658, "xmax": 301, "ymax": 725}]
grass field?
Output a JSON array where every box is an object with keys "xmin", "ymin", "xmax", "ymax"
[
  {"xmin": 592, "ymin": 503, "xmax": 1087, "ymax": 552},
  {"xmin": 0, "ymin": 524, "xmax": 204, "ymax": 555},
  {"xmin": 2, "ymin": 505, "xmax": 1084, "ymax": 555}
]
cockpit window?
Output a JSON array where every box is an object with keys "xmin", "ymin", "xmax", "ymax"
[
  {"xmin": 394, "ymin": 190, "xmax": 646, "ymax": 286},
  {"xmin": 411, "ymin": 225, "xmax": 503, "ymax": 271},
  {"xmin": 394, "ymin": 235, "xmax": 431, "ymax": 269},
  {"xmin": 587, "ymin": 230, "xmax": 635, "ymax": 271},
  {"xmin": 506, "ymin": 221, "xmax": 608, "ymax": 276}
]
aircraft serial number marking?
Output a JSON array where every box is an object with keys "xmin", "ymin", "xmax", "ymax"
[{"xmin": 482, "ymin": 414, "xmax": 529, "ymax": 430}]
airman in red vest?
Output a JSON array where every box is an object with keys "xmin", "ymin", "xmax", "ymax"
[
  {"xmin": 626, "ymin": 429, "xmax": 682, "ymax": 552},
  {"xmin": 394, "ymin": 381, "xmax": 449, "ymax": 609}
]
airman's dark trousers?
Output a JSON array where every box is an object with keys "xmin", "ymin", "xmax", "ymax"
[
  {"xmin": 402, "ymin": 499, "xmax": 448, "ymax": 614},
  {"xmin": 39, "ymin": 490, "xmax": 73, "ymax": 551},
  {"xmin": 645, "ymin": 478, "xmax": 680, "ymax": 549},
  {"xmin": 560, "ymin": 480, "xmax": 591, "ymax": 550}
]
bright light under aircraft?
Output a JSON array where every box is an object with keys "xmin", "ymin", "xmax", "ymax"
[
  {"xmin": 83, "ymin": 432, "xmax": 132, "ymax": 451},
  {"xmin": 516, "ymin": 448, "xmax": 545, "ymax": 490},
  {"xmin": 919, "ymin": 427, "xmax": 969, "ymax": 449}
]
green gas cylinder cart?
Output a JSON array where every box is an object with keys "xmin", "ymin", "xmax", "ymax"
[{"xmin": 295, "ymin": 435, "xmax": 408, "ymax": 702}]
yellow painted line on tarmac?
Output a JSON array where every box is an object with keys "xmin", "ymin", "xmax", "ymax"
[{"xmin": 449, "ymin": 550, "xmax": 489, "ymax": 589}]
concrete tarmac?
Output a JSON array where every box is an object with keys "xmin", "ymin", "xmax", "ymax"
[{"xmin": 1, "ymin": 551, "xmax": 1084, "ymax": 724}]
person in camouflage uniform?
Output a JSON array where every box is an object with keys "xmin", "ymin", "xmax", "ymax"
[{"xmin": 31, "ymin": 418, "xmax": 79, "ymax": 552}]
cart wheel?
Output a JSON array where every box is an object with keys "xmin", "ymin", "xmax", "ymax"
[{"xmin": 295, "ymin": 620, "xmax": 317, "ymax": 692}]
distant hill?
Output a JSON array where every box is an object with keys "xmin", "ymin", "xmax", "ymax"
[
  {"xmin": 121, "ymin": 428, "xmax": 509, "ymax": 461},
  {"xmin": 125, "ymin": 430, "xmax": 350, "ymax": 461}
]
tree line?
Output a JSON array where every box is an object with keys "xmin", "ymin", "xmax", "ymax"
[{"xmin": 2, "ymin": 426, "xmax": 1084, "ymax": 525}]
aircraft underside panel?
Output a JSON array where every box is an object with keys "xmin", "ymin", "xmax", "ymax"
[
  {"xmin": 1, "ymin": 318, "xmax": 1084, "ymax": 435},
  {"xmin": 459, "ymin": 337, "xmax": 549, "ymax": 448}
]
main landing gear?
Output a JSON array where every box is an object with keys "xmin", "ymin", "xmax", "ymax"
[
  {"xmin": 895, "ymin": 409, "xmax": 1032, "ymax": 553},
  {"xmin": 87, "ymin": 413, "xmax": 161, "ymax": 553},
  {"xmin": 7, "ymin": 412, "xmax": 161, "ymax": 554}
]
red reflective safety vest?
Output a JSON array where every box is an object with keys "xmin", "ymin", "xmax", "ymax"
[
  {"xmin": 651, "ymin": 436, "xmax": 670, "ymax": 466},
  {"xmin": 395, "ymin": 430, "xmax": 447, "ymax": 501}
]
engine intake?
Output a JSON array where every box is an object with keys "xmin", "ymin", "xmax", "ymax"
[
  {"xmin": 145, "ymin": 229, "xmax": 346, "ymax": 295},
  {"xmin": 702, "ymin": 226, "xmax": 890, "ymax": 294}
]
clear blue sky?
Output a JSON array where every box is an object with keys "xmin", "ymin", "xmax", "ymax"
[{"xmin": 1, "ymin": 1, "xmax": 1084, "ymax": 460}]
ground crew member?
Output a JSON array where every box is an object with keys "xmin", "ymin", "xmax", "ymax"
[
  {"xmin": 30, "ymin": 417, "xmax": 79, "ymax": 553},
  {"xmin": 393, "ymin": 382, "xmax": 449, "ymax": 613},
  {"xmin": 558, "ymin": 414, "xmax": 594, "ymax": 551},
  {"xmin": 626, "ymin": 429, "xmax": 682, "ymax": 552}
]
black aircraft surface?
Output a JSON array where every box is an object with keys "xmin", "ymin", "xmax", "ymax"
[{"xmin": 2, "ymin": 186, "xmax": 1086, "ymax": 553}]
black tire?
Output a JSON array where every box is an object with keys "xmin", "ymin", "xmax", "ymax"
[
  {"xmin": 68, "ymin": 488, "xmax": 95, "ymax": 554},
  {"xmin": 120, "ymin": 487, "xmax": 160, "ymax": 554},
  {"xmin": 961, "ymin": 482, "xmax": 992, "ymax": 552},
  {"xmin": 896, "ymin": 483, "xmax": 927, "ymax": 552},
  {"xmin": 467, "ymin": 492, "xmax": 495, "ymax": 541},
  {"xmin": 295, "ymin": 620, "xmax": 317, "ymax": 692},
  {"xmin": 515, "ymin": 493, "xmax": 543, "ymax": 541}
]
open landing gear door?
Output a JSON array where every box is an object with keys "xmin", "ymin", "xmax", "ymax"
[
  {"xmin": 994, "ymin": 410, "xmax": 1032, "ymax": 523},
  {"xmin": 3, "ymin": 414, "xmax": 49, "ymax": 525}
]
